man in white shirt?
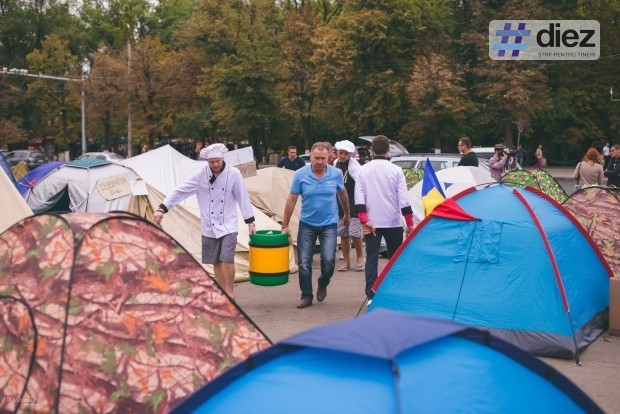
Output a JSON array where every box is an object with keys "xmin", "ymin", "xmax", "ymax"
[
  {"xmin": 355, "ymin": 135, "xmax": 414, "ymax": 305},
  {"xmin": 154, "ymin": 143, "xmax": 256, "ymax": 301},
  {"xmin": 334, "ymin": 140, "xmax": 365, "ymax": 272},
  {"xmin": 603, "ymin": 142, "xmax": 611, "ymax": 170}
]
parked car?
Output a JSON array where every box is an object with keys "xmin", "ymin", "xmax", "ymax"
[
  {"xmin": 471, "ymin": 147, "xmax": 497, "ymax": 159},
  {"xmin": 357, "ymin": 136, "xmax": 409, "ymax": 158},
  {"xmin": 354, "ymin": 146, "xmax": 372, "ymax": 164},
  {"xmin": 76, "ymin": 152, "xmax": 125, "ymax": 162},
  {"xmin": 5, "ymin": 150, "xmax": 47, "ymax": 169},
  {"xmin": 298, "ymin": 153, "xmax": 311, "ymax": 164},
  {"xmin": 390, "ymin": 153, "xmax": 490, "ymax": 172},
  {"xmin": 0, "ymin": 149, "xmax": 8, "ymax": 159}
]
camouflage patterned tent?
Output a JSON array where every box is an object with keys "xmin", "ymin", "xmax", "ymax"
[
  {"xmin": 403, "ymin": 168, "xmax": 424, "ymax": 189},
  {"xmin": 0, "ymin": 212, "xmax": 271, "ymax": 413},
  {"xmin": 501, "ymin": 169, "xmax": 569, "ymax": 203},
  {"xmin": 563, "ymin": 186, "xmax": 620, "ymax": 277}
]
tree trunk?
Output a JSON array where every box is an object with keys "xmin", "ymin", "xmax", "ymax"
[{"xmin": 504, "ymin": 120, "xmax": 514, "ymax": 146}]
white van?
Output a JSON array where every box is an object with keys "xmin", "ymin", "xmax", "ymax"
[{"xmin": 471, "ymin": 147, "xmax": 497, "ymax": 159}]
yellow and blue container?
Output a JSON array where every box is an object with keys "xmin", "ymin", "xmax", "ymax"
[{"xmin": 249, "ymin": 230, "xmax": 290, "ymax": 286}]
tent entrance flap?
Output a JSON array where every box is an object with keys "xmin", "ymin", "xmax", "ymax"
[{"xmin": 454, "ymin": 220, "xmax": 502, "ymax": 264}]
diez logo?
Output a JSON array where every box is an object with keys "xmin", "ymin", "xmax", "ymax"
[{"xmin": 489, "ymin": 20, "xmax": 600, "ymax": 60}]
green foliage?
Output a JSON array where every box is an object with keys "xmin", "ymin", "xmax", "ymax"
[{"xmin": 0, "ymin": 0, "xmax": 617, "ymax": 163}]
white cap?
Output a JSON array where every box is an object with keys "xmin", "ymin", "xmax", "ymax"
[
  {"xmin": 334, "ymin": 140, "xmax": 355, "ymax": 154},
  {"xmin": 200, "ymin": 143, "xmax": 228, "ymax": 159}
]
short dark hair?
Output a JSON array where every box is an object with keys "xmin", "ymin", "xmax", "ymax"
[
  {"xmin": 458, "ymin": 136, "xmax": 472, "ymax": 148},
  {"xmin": 288, "ymin": 145, "xmax": 297, "ymax": 151},
  {"xmin": 371, "ymin": 135, "xmax": 390, "ymax": 156}
]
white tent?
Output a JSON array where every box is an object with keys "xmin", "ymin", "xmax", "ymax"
[
  {"xmin": 245, "ymin": 167, "xmax": 301, "ymax": 241},
  {"xmin": 0, "ymin": 169, "xmax": 32, "ymax": 233},
  {"xmin": 409, "ymin": 166, "xmax": 494, "ymax": 223},
  {"xmin": 22, "ymin": 159, "xmax": 139, "ymax": 214},
  {"xmin": 121, "ymin": 146, "xmax": 298, "ymax": 281}
]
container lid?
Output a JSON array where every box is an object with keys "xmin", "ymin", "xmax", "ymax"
[{"xmin": 250, "ymin": 230, "xmax": 289, "ymax": 246}]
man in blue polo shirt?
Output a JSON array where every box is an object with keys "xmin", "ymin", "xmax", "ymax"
[{"xmin": 282, "ymin": 142, "xmax": 350, "ymax": 308}]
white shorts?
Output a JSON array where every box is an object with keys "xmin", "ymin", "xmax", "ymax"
[{"xmin": 337, "ymin": 218, "xmax": 362, "ymax": 238}]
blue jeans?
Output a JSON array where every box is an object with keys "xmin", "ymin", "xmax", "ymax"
[
  {"xmin": 297, "ymin": 221, "xmax": 337, "ymax": 301},
  {"xmin": 365, "ymin": 227, "xmax": 403, "ymax": 300}
]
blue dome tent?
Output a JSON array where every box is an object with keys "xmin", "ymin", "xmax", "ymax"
[
  {"xmin": 171, "ymin": 310, "xmax": 602, "ymax": 414},
  {"xmin": 370, "ymin": 185, "xmax": 612, "ymax": 360},
  {"xmin": 16, "ymin": 161, "xmax": 64, "ymax": 195}
]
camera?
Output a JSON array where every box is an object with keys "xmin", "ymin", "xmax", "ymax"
[{"xmin": 503, "ymin": 146, "xmax": 517, "ymax": 157}]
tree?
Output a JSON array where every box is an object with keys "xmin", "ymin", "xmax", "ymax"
[
  {"xmin": 404, "ymin": 52, "xmax": 476, "ymax": 152},
  {"xmin": 274, "ymin": 3, "xmax": 322, "ymax": 150},
  {"xmin": 127, "ymin": 35, "xmax": 189, "ymax": 148},
  {"xmin": 26, "ymin": 34, "xmax": 81, "ymax": 148},
  {"xmin": 84, "ymin": 48, "xmax": 128, "ymax": 150},
  {"xmin": 183, "ymin": 0, "xmax": 283, "ymax": 158},
  {"xmin": 459, "ymin": 0, "xmax": 552, "ymax": 147},
  {"xmin": 312, "ymin": 0, "xmax": 457, "ymax": 142}
]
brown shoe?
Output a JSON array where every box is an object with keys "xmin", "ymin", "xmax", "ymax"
[
  {"xmin": 316, "ymin": 286, "xmax": 327, "ymax": 302},
  {"xmin": 297, "ymin": 299, "xmax": 312, "ymax": 309}
]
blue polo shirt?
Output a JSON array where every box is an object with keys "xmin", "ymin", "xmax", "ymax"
[{"xmin": 291, "ymin": 164, "xmax": 344, "ymax": 226}]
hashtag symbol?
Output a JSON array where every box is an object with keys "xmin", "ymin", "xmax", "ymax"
[{"xmin": 492, "ymin": 22, "xmax": 530, "ymax": 57}]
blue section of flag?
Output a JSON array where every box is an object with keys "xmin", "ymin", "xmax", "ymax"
[{"xmin": 421, "ymin": 159, "xmax": 445, "ymax": 198}]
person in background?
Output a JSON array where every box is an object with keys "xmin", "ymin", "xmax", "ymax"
[
  {"xmin": 604, "ymin": 144, "xmax": 620, "ymax": 187},
  {"xmin": 516, "ymin": 144, "xmax": 526, "ymax": 168},
  {"xmin": 282, "ymin": 142, "xmax": 350, "ymax": 309},
  {"xmin": 603, "ymin": 142, "xmax": 611, "ymax": 170},
  {"xmin": 355, "ymin": 135, "xmax": 414, "ymax": 306},
  {"xmin": 333, "ymin": 140, "xmax": 365, "ymax": 272},
  {"xmin": 489, "ymin": 145, "xmax": 509, "ymax": 181},
  {"xmin": 325, "ymin": 142, "xmax": 337, "ymax": 165},
  {"xmin": 573, "ymin": 147, "xmax": 604, "ymax": 188},
  {"xmin": 154, "ymin": 143, "xmax": 256, "ymax": 302},
  {"xmin": 457, "ymin": 136, "xmax": 479, "ymax": 167},
  {"xmin": 534, "ymin": 144, "xmax": 543, "ymax": 169},
  {"xmin": 277, "ymin": 145, "xmax": 306, "ymax": 171}
]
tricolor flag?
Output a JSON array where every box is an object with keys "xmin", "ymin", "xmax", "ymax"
[{"xmin": 421, "ymin": 159, "xmax": 446, "ymax": 216}]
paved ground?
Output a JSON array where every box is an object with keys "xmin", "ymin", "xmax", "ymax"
[
  {"xmin": 236, "ymin": 253, "xmax": 620, "ymax": 413},
  {"xmin": 236, "ymin": 166, "xmax": 619, "ymax": 412}
]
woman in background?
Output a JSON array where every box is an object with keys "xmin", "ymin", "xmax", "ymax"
[
  {"xmin": 573, "ymin": 147, "xmax": 604, "ymax": 188},
  {"xmin": 534, "ymin": 144, "xmax": 543, "ymax": 169}
]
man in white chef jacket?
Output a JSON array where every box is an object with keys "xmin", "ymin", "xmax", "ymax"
[{"xmin": 154, "ymin": 143, "xmax": 256, "ymax": 301}]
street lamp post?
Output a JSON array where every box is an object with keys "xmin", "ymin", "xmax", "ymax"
[{"xmin": 1, "ymin": 67, "xmax": 87, "ymax": 155}]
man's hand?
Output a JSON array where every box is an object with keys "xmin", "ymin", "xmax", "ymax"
[
  {"xmin": 249, "ymin": 223, "xmax": 257, "ymax": 235},
  {"xmin": 362, "ymin": 221, "xmax": 376, "ymax": 237},
  {"xmin": 405, "ymin": 225, "xmax": 414, "ymax": 238},
  {"xmin": 154, "ymin": 210, "xmax": 164, "ymax": 225},
  {"xmin": 343, "ymin": 213, "xmax": 351, "ymax": 228}
]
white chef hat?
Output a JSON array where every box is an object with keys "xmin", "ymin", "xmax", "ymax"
[
  {"xmin": 200, "ymin": 143, "xmax": 228, "ymax": 159},
  {"xmin": 334, "ymin": 140, "xmax": 355, "ymax": 154}
]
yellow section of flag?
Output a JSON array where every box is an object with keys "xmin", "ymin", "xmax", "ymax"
[{"xmin": 422, "ymin": 187, "xmax": 445, "ymax": 216}]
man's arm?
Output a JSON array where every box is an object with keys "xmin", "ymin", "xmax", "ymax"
[
  {"xmin": 281, "ymin": 193, "xmax": 299, "ymax": 233},
  {"xmin": 154, "ymin": 169, "xmax": 201, "ymax": 225},
  {"xmin": 397, "ymin": 171, "xmax": 415, "ymax": 236},
  {"xmin": 295, "ymin": 157, "xmax": 306, "ymax": 170},
  {"xmin": 337, "ymin": 189, "xmax": 350, "ymax": 223},
  {"xmin": 604, "ymin": 160, "xmax": 620, "ymax": 178}
]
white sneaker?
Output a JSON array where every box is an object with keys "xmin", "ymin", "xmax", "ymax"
[
  {"xmin": 367, "ymin": 299, "xmax": 372, "ymax": 307},
  {"xmin": 339, "ymin": 253, "xmax": 344, "ymax": 260}
]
